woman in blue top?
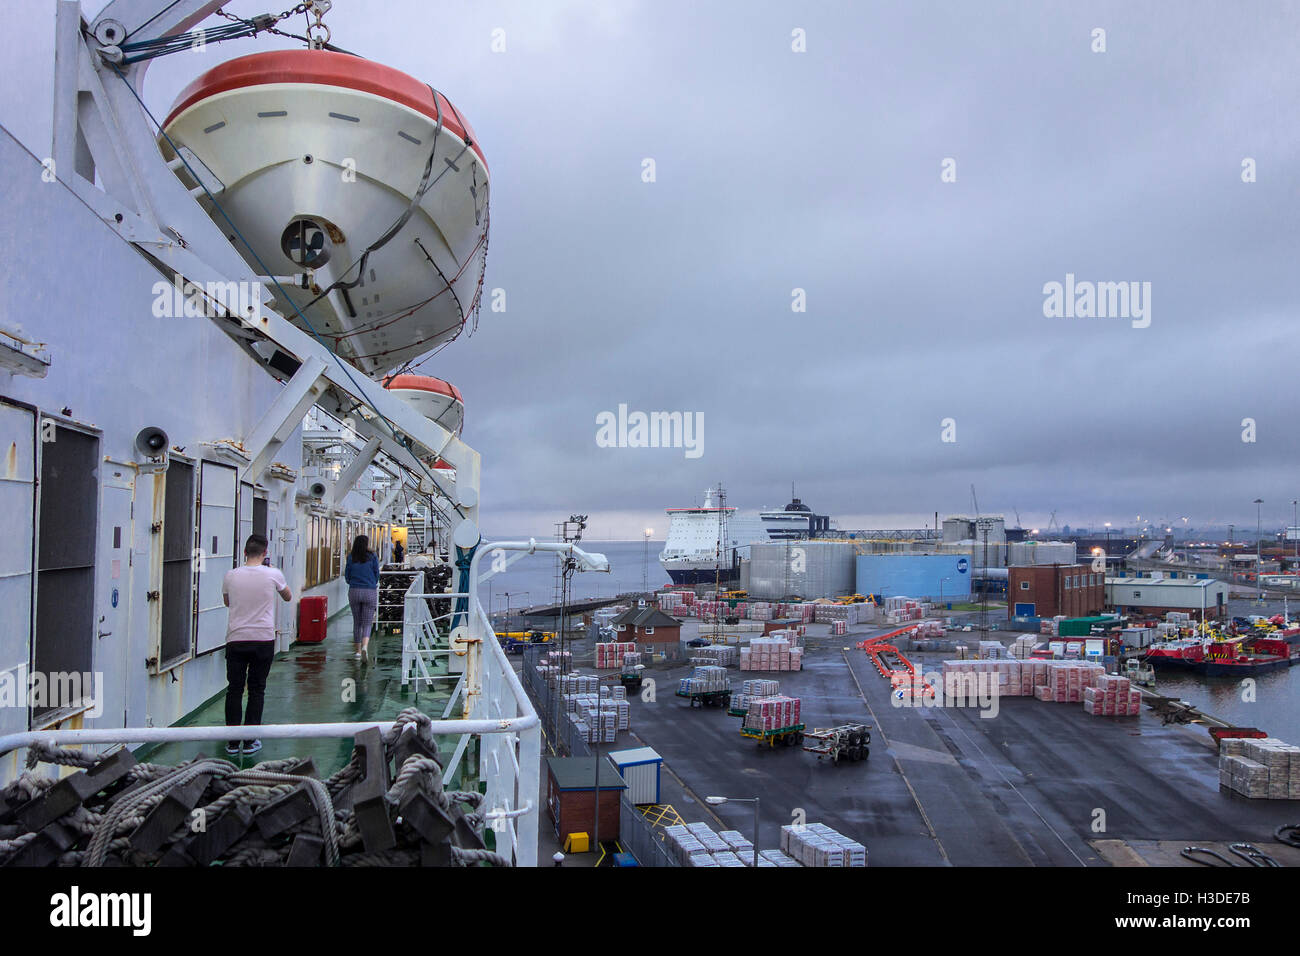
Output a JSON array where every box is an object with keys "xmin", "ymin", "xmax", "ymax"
[{"xmin": 345, "ymin": 534, "xmax": 381, "ymax": 662}]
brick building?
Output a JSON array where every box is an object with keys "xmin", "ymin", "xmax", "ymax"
[
  {"xmin": 611, "ymin": 605, "xmax": 681, "ymax": 648},
  {"xmin": 1008, "ymin": 564, "xmax": 1105, "ymax": 619}
]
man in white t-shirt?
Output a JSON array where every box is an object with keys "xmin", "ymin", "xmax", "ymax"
[{"xmin": 222, "ymin": 533, "xmax": 292, "ymax": 755}]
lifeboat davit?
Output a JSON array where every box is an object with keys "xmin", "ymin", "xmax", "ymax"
[
  {"xmin": 161, "ymin": 50, "xmax": 489, "ymax": 379},
  {"xmin": 384, "ymin": 374, "xmax": 464, "ymax": 436}
]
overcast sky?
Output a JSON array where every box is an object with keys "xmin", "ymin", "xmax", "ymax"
[{"xmin": 5, "ymin": 1, "xmax": 1299, "ymax": 540}]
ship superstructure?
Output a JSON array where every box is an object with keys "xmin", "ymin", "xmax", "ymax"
[
  {"xmin": 0, "ymin": 0, "xmax": 552, "ymax": 862},
  {"xmin": 659, "ymin": 487, "xmax": 831, "ymax": 585}
]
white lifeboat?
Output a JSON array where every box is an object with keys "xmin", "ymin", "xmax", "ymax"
[
  {"xmin": 384, "ymin": 373, "xmax": 464, "ymax": 437},
  {"xmin": 160, "ymin": 50, "xmax": 489, "ymax": 379}
]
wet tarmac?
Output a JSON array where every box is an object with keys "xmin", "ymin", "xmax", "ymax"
[{"xmin": 622, "ymin": 624, "xmax": 1300, "ymax": 866}]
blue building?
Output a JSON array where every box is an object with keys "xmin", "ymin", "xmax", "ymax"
[{"xmin": 855, "ymin": 554, "xmax": 972, "ymax": 603}]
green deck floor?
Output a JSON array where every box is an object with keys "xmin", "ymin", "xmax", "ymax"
[{"xmin": 141, "ymin": 611, "xmax": 457, "ymax": 777}]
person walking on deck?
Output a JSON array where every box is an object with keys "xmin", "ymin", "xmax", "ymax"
[
  {"xmin": 222, "ymin": 534, "xmax": 291, "ymax": 755},
  {"xmin": 346, "ymin": 534, "xmax": 381, "ymax": 662}
]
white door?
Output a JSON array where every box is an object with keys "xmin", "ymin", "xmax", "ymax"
[
  {"xmin": 0, "ymin": 401, "xmax": 35, "ymax": 738},
  {"xmin": 195, "ymin": 461, "xmax": 237, "ymax": 655},
  {"xmin": 93, "ymin": 463, "xmax": 135, "ymax": 726},
  {"xmin": 238, "ymin": 480, "xmax": 254, "ymax": 559}
]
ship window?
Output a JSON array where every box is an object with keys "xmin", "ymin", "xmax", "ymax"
[
  {"xmin": 33, "ymin": 422, "xmax": 99, "ymax": 722},
  {"xmin": 159, "ymin": 459, "xmax": 196, "ymax": 669}
]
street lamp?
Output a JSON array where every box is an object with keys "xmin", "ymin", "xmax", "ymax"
[
  {"xmin": 642, "ymin": 527, "xmax": 654, "ymax": 595},
  {"xmin": 705, "ymin": 795, "xmax": 759, "ymax": 867},
  {"xmin": 1255, "ymin": 499, "xmax": 1264, "ymax": 602}
]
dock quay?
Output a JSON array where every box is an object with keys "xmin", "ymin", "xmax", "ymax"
[{"xmin": 530, "ymin": 619, "xmax": 1300, "ymax": 868}]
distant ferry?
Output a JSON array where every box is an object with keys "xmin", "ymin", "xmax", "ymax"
[{"xmin": 659, "ymin": 487, "xmax": 831, "ymax": 586}]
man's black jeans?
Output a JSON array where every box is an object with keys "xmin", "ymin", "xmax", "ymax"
[{"xmin": 225, "ymin": 641, "xmax": 275, "ymax": 733}]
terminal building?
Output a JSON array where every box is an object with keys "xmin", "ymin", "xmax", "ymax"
[{"xmin": 1105, "ymin": 573, "xmax": 1230, "ymax": 620}]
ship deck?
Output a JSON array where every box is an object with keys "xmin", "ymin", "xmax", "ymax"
[
  {"xmin": 616, "ymin": 625, "xmax": 1300, "ymax": 866},
  {"xmin": 141, "ymin": 614, "xmax": 455, "ymax": 778}
]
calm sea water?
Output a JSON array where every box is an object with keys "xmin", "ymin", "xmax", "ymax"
[
  {"xmin": 1152, "ymin": 670, "xmax": 1299, "ymax": 738},
  {"xmin": 477, "ymin": 538, "xmax": 669, "ymax": 613}
]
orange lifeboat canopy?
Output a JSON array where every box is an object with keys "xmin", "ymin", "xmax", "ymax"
[
  {"xmin": 160, "ymin": 50, "xmax": 490, "ymax": 379},
  {"xmin": 385, "ymin": 374, "xmax": 464, "ymax": 437}
]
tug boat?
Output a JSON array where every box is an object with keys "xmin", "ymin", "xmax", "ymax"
[{"xmin": 1144, "ymin": 633, "xmax": 1291, "ymax": 676}]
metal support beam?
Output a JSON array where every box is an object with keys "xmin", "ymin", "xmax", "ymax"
[
  {"xmin": 376, "ymin": 480, "xmax": 409, "ymax": 523},
  {"xmin": 328, "ymin": 435, "xmax": 381, "ymax": 506},
  {"xmin": 240, "ymin": 356, "xmax": 327, "ymax": 484}
]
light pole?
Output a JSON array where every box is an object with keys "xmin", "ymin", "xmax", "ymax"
[
  {"xmin": 643, "ymin": 527, "xmax": 654, "ymax": 595},
  {"xmin": 1255, "ymin": 499, "xmax": 1264, "ymax": 602},
  {"xmin": 706, "ymin": 795, "xmax": 759, "ymax": 867},
  {"xmin": 1284, "ymin": 502, "xmax": 1294, "ymax": 567}
]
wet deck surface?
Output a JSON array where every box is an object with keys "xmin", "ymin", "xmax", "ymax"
[
  {"xmin": 142, "ymin": 614, "xmax": 453, "ymax": 776},
  {"xmin": 622, "ymin": 625, "xmax": 1300, "ymax": 866}
]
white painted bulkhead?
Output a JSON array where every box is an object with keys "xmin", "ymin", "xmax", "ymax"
[{"xmin": 0, "ymin": 129, "xmax": 386, "ymax": 783}]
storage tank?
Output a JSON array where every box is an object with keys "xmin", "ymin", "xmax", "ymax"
[
  {"xmin": 855, "ymin": 554, "xmax": 973, "ymax": 602},
  {"xmin": 747, "ymin": 542, "xmax": 854, "ymax": 600},
  {"xmin": 1007, "ymin": 541, "xmax": 1078, "ymax": 566}
]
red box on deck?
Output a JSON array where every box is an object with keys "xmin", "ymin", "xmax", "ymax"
[{"xmin": 297, "ymin": 595, "xmax": 328, "ymax": 643}]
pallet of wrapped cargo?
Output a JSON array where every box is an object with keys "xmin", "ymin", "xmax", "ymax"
[
  {"xmin": 740, "ymin": 695, "xmax": 804, "ymax": 746},
  {"xmin": 663, "ymin": 825, "xmax": 702, "ymax": 865},
  {"xmin": 1221, "ymin": 755, "xmax": 1271, "ymax": 798},
  {"xmin": 760, "ymin": 848, "xmax": 801, "ymax": 867},
  {"xmin": 594, "ymin": 641, "xmax": 637, "ymax": 669},
  {"xmin": 1009, "ymin": 635, "xmax": 1037, "ymax": 659},
  {"xmin": 743, "ymin": 678, "xmax": 781, "ymax": 697},
  {"xmin": 1037, "ymin": 660, "xmax": 1103, "ymax": 703},
  {"xmin": 781, "ymin": 823, "xmax": 867, "ymax": 867},
  {"xmin": 686, "ymin": 821, "xmax": 729, "ymax": 854},
  {"xmin": 1082, "ymin": 675, "xmax": 1140, "ymax": 716},
  {"xmin": 719, "ymin": 830, "xmax": 755, "ymax": 857},
  {"xmin": 941, "ymin": 659, "xmax": 1021, "ymax": 701},
  {"xmin": 695, "ymin": 645, "xmax": 738, "ymax": 667}
]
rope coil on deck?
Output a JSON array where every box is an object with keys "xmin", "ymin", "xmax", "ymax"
[{"xmin": 0, "ymin": 707, "xmax": 508, "ymax": 868}]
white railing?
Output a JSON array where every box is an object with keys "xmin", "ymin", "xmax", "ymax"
[
  {"xmin": 400, "ymin": 574, "xmax": 463, "ymax": 688},
  {"xmin": 399, "ymin": 554, "xmax": 554, "ymax": 867}
]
